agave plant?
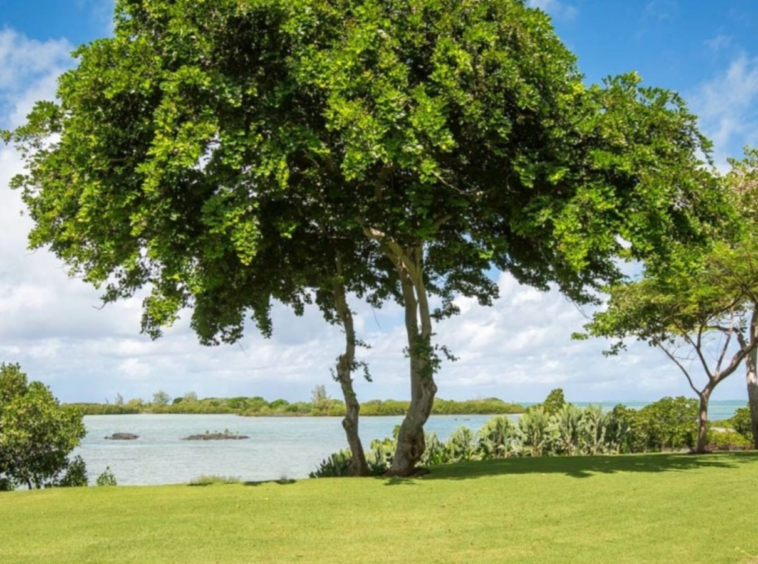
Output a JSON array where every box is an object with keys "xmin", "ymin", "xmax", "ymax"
[
  {"xmin": 580, "ymin": 405, "xmax": 611, "ymax": 455},
  {"xmin": 445, "ymin": 426, "xmax": 479, "ymax": 463},
  {"xmin": 518, "ymin": 407, "xmax": 550, "ymax": 457},
  {"xmin": 549, "ymin": 404, "xmax": 584, "ymax": 456},
  {"xmin": 367, "ymin": 437, "xmax": 396, "ymax": 475},
  {"xmin": 477, "ymin": 416, "xmax": 518, "ymax": 459},
  {"xmin": 310, "ymin": 449, "xmax": 353, "ymax": 478},
  {"xmin": 420, "ymin": 431, "xmax": 448, "ymax": 467}
]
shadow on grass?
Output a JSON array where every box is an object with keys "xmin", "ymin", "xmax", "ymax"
[
  {"xmin": 243, "ymin": 478, "xmax": 297, "ymax": 487},
  {"xmin": 400, "ymin": 451, "xmax": 758, "ymax": 482}
]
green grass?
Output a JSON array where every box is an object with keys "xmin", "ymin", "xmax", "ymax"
[{"xmin": 2, "ymin": 452, "xmax": 758, "ymax": 563}]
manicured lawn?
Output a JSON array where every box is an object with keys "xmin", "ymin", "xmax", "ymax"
[{"xmin": 2, "ymin": 452, "xmax": 758, "ymax": 564}]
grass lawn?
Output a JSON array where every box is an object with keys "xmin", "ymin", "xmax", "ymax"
[{"xmin": 2, "ymin": 452, "xmax": 758, "ymax": 564}]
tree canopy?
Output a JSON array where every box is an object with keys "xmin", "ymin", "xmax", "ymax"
[{"xmin": 3, "ymin": 0, "xmax": 726, "ymax": 474}]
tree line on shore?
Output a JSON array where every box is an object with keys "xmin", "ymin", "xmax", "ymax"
[{"xmin": 66, "ymin": 386, "xmax": 524, "ymax": 417}]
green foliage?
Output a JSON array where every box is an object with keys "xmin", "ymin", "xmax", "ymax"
[
  {"xmin": 310, "ymin": 449, "xmax": 353, "ymax": 478},
  {"xmin": 188, "ymin": 475, "xmax": 239, "ymax": 487},
  {"xmin": 518, "ymin": 408, "xmax": 551, "ymax": 457},
  {"xmin": 420, "ymin": 432, "xmax": 448, "ymax": 467},
  {"xmin": 152, "ymin": 391, "xmax": 171, "ymax": 406},
  {"xmin": 477, "ymin": 416, "xmax": 518, "ymax": 459},
  {"xmin": 0, "ymin": 363, "xmax": 87, "ymax": 489},
  {"xmin": 57, "ymin": 456, "xmax": 89, "ymax": 488},
  {"xmin": 542, "ymin": 389, "xmax": 567, "ymax": 417},
  {"xmin": 96, "ymin": 467, "xmax": 118, "ymax": 487},
  {"xmin": 635, "ymin": 397, "xmax": 698, "ymax": 451},
  {"xmin": 444, "ymin": 426, "xmax": 479, "ymax": 464},
  {"xmin": 549, "ymin": 404, "xmax": 583, "ymax": 456},
  {"xmin": 730, "ymin": 407, "xmax": 754, "ymax": 442},
  {"xmin": 706, "ymin": 430, "xmax": 752, "ymax": 451}
]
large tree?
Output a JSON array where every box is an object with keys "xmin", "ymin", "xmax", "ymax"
[{"xmin": 5, "ymin": 0, "xmax": 722, "ymax": 474}]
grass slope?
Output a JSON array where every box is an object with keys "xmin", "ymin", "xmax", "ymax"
[{"xmin": 2, "ymin": 453, "xmax": 758, "ymax": 564}]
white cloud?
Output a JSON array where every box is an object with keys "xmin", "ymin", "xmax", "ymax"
[
  {"xmin": 705, "ymin": 34, "xmax": 732, "ymax": 53},
  {"xmin": 528, "ymin": 0, "xmax": 578, "ymax": 21},
  {"xmin": 690, "ymin": 54, "xmax": 758, "ymax": 165},
  {"xmin": 644, "ymin": 0, "xmax": 678, "ymax": 22},
  {"xmin": 0, "ymin": 29, "xmax": 73, "ymax": 129}
]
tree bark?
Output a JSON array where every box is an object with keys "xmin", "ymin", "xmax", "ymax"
[
  {"xmin": 747, "ymin": 308, "xmax": 758, "ymax": 449},
  {"xmin": 388, "ymin": 244, "xmax": 437, "ymax": 476},
  {"xmin": 694, "ymin": 389, "xmax": 711, "ymax": 454},
  {"xmin": 332, "ymin": 277, "xmax": 370, "ymax": 477}
]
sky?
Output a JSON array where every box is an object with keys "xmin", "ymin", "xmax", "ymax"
[{"xmin": 2, "ymin": 0, "xmax": 758, "ymax": 405}]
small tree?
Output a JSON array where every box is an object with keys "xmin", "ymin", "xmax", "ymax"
[
  {"xmin": 542, "ymin": 389, "xmax": 567, "ymax": 417},
  {"xmin": 579, "ymin": 245, "xmax": 758, "ymax": 453},
  {"xmin": 0, "ymin": 363, "xmax": 86, "ymax": 489},
  {"xmin": 152, "ymin": 391, "xmax": 171, "ymax": 407}
]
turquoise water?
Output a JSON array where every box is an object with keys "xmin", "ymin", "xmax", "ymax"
[{"xmin": 76, "ymin": 401, "xmax": 744, "ymax": 485}]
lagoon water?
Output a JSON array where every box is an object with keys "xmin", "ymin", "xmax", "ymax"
[{"xmin": 76, "ymin": 400, "xmax": 745, "ymax": 486}]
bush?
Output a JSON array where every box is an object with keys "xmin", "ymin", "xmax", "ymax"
[
  {"xmin": 707, "ymin": 430, "xmax": 752, "ymax": 451},
  {"xmin": 477, "ymin": 416, "xmax": 518, "ymax": 459},
  {"xmin": 57, "ymin": 456, "xmax": 88, "ymax": 487},
  {"xmin": 188, "ymin": 474, "xmax": 239, "ymax": 486},
  {"xmin": 0, "ymin": 363, "xmax": 87, "ymax": 489},
  {"xmin": 445, "ymin": 426, "xmax": 479, "ymax": 463},
  {"xmin": 310, "ymin": 449, "xmax": 353, "ymax": 478},
  {"xmin": 518, "ymin": 407, "xmax": 550, "ymax": 457},
  {"xmin": 730, "ymin": 407, "xmax": 754, "ymax": 443},
  {"xmin": 635, "ymin": 397, "xmax": 698, "ymax": 452},
  {"xmin": 96, "ymin": 467, "xmax": 118, "ymax": 487}
]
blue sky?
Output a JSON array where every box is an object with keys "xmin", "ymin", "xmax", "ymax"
[{"xmin": 2, "ymin": 0, "xmax": 758, "ymax": 405}]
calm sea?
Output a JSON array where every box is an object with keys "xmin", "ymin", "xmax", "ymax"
[{"xmin": 75, "ymin": 400, "xmax": 745, "ymax": 486}]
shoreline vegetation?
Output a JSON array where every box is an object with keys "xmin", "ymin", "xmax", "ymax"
[{"xmin": 66, "ymin": 395, "xmax": 526, "ymax": 417}]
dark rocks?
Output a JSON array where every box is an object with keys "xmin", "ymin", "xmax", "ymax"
[
  {"xmin": 105, "ymin": 432, "xmax": 139, "ymax": 440},
  {"xmin": 182, "ymin": 432, "xmax": 249, "ymax": 441}
]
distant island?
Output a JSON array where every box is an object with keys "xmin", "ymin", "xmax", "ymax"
[{"xmin": 66, "ymin": 392, "xmax": 525, "ymax": 418}]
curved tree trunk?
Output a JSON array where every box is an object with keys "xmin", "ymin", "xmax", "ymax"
[
  {"xmin": 747, "ymin": 309, "xmax": 758, "ymax": 449},
  {"xmin": 694, "ymin": 390, "xmax": 711, "ymax": 454},
  {"xmin": 333, "ymin": 277, "xmax": 369, "ymax": 477},
  {"xmin": 388, "ymin": 244, "xmax": 437, "ymax": 476}
]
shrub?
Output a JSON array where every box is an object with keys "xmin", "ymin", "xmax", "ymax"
[
  {"xmin": 310, "ymin": 449, "xmax": 353, "ymax": 478},
  {"xmin": 518, "ymin": 407, "xmax": 550, "ymax": 457},
  {"xmin": 445, "ymin": 426, "xmax": 479, "ymax": 463},
  {"xmin": 96, "ymin": 467, "xmax": 118, "ymax": 487},
  {"xmin": 188, "ymin": 474, "xmax": 239, "ymax": 486},
  {"xmin": 707, "ymin": 430, "xmax": 752, "ymax": 451},
  {"xmin": 420, "ymin": 432, "xmax": 448, "ymax": 466},
  {"xmin": 477, "ymin": 416, "xmax": 518, "ymax": 459},
  {"xmin": 730, "ymin": 407, "xmax": 753, "ymax": 442},
  {"xmin": 550, "ymin": 404, "xmax": 583, "ymax": 456},
  {"xmin": 0, "ymin": 363, "xmax": 86, "ymax": 489},
  {"xmin": 580, "ymin": 405, "xmax": 611, "ymax": 455},
  {"xmin": 57, "ymin": 456, "xmax": 88, "ymax": 487},
  {"xmin": 636, "ymin": 396, "xmax": 698, "ymax": 451},
  {"xmin": 367, "ymin": 438, "xmax": 396, "ymax": 475}
]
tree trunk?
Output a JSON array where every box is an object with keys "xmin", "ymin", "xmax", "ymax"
[
  {"xmin": 333, "ymin": 277, "xmax": 369, "ymax": 477},
  {"xmin": 694, "ymin": 390, "xmax": 711, "ymax": 454},
  {"xmin": 747, "ymin": 309, "xmax": 758, "ymax": 449},
  {"xmin": 389, "ymin": 244, "xmax": 437, "ymax": 476}
]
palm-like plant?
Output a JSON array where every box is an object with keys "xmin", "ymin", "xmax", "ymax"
[{"xmin": 477, "ymin": 416, "xmax": 518, "ymax": 459}]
